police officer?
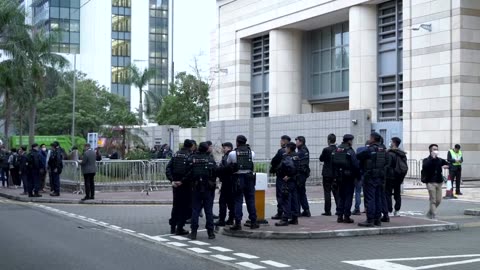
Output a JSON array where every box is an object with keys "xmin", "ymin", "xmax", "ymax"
[
  {"xmin": 166, "ymin": 139, "xmax": 193, "ymax": 235},
  {"xmin": 186, "ymin": 142, "xmax": 217, "ymax": 240},
  {"xmin": 357, "ymin": 132, "xmax": 388, "ymax": 227},
  {"xmin": 48, "ymin": 141, "xmax": 63, "ymax": 197},
  {"xmin": 275, "ymin": 142, "xmax": 299, "ymax": 226},
  {"xmin": 270, "ymin": 135, "xmax": 291, "ymax": 220},
  {"xmin": 228, "ymin": 135, "xmax": 259, "ymax": 231},
  {"xmin": 27, "ymin": 143, "xmax": 43, "ymax": 198},
  {"xmin": 447, "ymin": 144, "xmax": 463, "ymax": 196},
  {"xmin": 295, "ymin": 136, "xmax": 311, "ymax": 217},
  {"xmin": 215, "ymin": 142, "xmax": 236, "ymax": 227},
  {"xmin": 319, "ymin": 134, "xmax": 339, "ymax": 216},
  {"xmin": 332, "ymin": 134, "xmax": 359, "ymax": 224}
]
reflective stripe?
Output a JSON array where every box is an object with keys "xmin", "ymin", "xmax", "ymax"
[{"xmin": 449, "ymin": 149, "xmax": 462, "ymax": 166}]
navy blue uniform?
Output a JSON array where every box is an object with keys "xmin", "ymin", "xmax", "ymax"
[
  {"xmin": 217, "ymin": 151, "xmax": 235, "ymax": 224},
  {"xmin": 48, "ymin": 148, "xmax": 63, "ymax": 195},
  {"xmin": 277, "ymin": 153, "xmax": 299, "ymax": 221},
  {"xmin": 27, "ymin": 149, "xmax": 44, "ymax": 196},
  {"xmin": 271, "ymin": 147, "xmax": 286, "ymax": 216},
  {"xmin": 320, "ymin": 144, "xmax": 339, "ymax": 215},
  {"xmin": 186, "ymin": 152, "xmax": 217, "ymax": 232},
  {"xmin": 296, "ymin": 145, "xmax": 310, "ymax": 213},
  {"xmin": 333, "ymin": 143, "xmax": 359, "ymax": 219},
  {"xmin": 357, "ymin": 143, "xmax": 388, "ymax": 223}
]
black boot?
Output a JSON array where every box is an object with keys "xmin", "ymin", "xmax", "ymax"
[
  {"xmin": 381, "ymin": 216, "xmax": 390, "ymax": 223},
  {"xmin": 230, "ymin": 222, "xmax": 242, "ymax": 231},
  {"xmin": 214, "ymin": 220, "xmax": 226, "ymax": 227},
  {"xmin": 250, "ymin": 222, "xmax": 259, "ymax": 229},
  {"xmin": 374, "ymin": 219, "xmax": 382, "ymax": 226},
  {"xmin": 358, "ymin": 220, "xmax": 375, "ymax": 227},
  {"xmin": 343, "ymin": 216, "xmax": 354, "ymax": 224},
  {"xmin": 176, "ymin": 228, "xmax": 189, "ymax": 236},
  {"xmin": 301, "ymin": 210, "xmax": 311, "ymax": 217},
  {"xmin": 188, "ymin": 230, "xmax": 197, "ymax": 240},
  {"xmin": 275, "ymin": 220, "xmax": 289, "ymax": 226},
  {"xmin": 208, "ymin": 229, "xmax": 215, "ymax": 239},
  {"xmin": 337, "ymin": 216, "xmax": 344, "ymax": 223},
  {"xmin": 170, "ymin": 225, "xmax": 176, "ymax": 234},
  {"xmin": 289, "ymin": 218, "xmax": 299, "ymax": 225},
  {"xmin": 225, "ymin": 218, "xmax": 234, "ymax": 226},
  {"xmin": 271, "ymin": 213, "xmax": 282, "ymax": 220}
]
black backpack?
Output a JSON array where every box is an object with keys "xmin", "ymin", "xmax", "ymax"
[
  {"xmin": 332, "ymin": 146, "xmax": 352, "ymax": 170},
  {"xmin": 394, "ymin": 154, "xmax": 408, "ymax": 178}
]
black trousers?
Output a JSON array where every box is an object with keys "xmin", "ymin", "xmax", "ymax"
[
  {"xmin": 450, "ymin": 168, "xmax": 462, "ymax": 193},
  {"xmin": 218, "ymin": 181, "xmax": 235, "ymax": 222},
  {"xmin": 169, "ymin": 183, "xmax": 191, "ymax": 229},
  {"xmin": 337, "ymin": 177, "xmax": 355, "ymax": 218},
  {"xmin": 84, "ymin": 173, "xmax": 96, "ymax": 199},
  {"xmin": 385, "ymin": 179, "xmax": 402, "ymax": 212},
  {"xmin": 323, "ymin": 177, "xmax": 339, "ymax": 215}
]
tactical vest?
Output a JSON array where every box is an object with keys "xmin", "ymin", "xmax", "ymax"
[
  {"xmin": 332, "ymin": 145, "xmax": 352, "ymax": 171},
  {"xmin": 292, "ymin": 154, "xmax": 301, "ymax": 174},
  {"xmin": 192, "ymin": 155, "xmax": 212, "ymax": 178},
  {"xmin": 236, "ymin": 146, "xmax": 253, "ymax": 171},
  {"xmin": 366, "ymin": 145, "xmax": 387, "ymax": 178},
  {"xmin": 449, "ymin": 149, "xmax": 462, "ymax": 166},
  {"xmin": 172, "ymin": 150, "xmax": 190, "ymax": 175}
]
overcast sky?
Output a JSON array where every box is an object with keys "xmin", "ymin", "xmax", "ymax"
[{"xmin": 173, "ymin": 0, "xmax": 216, "ymax": 78}]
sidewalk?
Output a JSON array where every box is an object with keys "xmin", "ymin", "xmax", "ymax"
[{"xmin": 222, "ymin": 214, "xmax": 459, "ymax": 239}]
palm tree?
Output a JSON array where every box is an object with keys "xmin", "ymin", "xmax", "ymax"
[
  {"xmin": 126, "ymin": 64, "xmax": 156, "ymax": 125},
  {"xmin": 144, "ymin": 90, "xmax": 164, "ymax": 121}
]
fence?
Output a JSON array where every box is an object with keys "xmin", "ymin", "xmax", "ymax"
[{"xmin": 62, "ymin": 158, "xmax": 431, "ymax": 194}]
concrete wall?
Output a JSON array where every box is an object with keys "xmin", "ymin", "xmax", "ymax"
[
  {"xmin": 134, "ymin": 125, "xmax": 180, "ymax": 150},
  {"xmin": 207, "ymin": 109, "xmax": 371, "ymax": 160},
  {"xmin": 179, "ymin": 128, "xmax": 207, "ymax": 148}
]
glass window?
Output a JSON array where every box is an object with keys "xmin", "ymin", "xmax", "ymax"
[
  {"xmin": 61, "ymin": 31, "xmax": 69, "ymax": 42},
  {"xmin": 60, "ymin": 20, "xmax": 69, "ymax": 31},
  {"xmin": 342, "ymin": 47, "xmax": 349, "ymax": 68},
  {"xmin": 71, "ymin": 0, "xmax": 81, "ymax": 8},
  {"xmin": 70, "ymin": 32, "xmax": 80, "ymax": 43},
  {"xmin": 70, "ymin": 21, "xmax": 80, "ymax": 32},
  {"xmin": 70, "ymin": 8, "xmax": 80, "ymax": 20},
  {"xmin": 334, "ymin": 24, "xmax": 342, "ymax": 47},
  {"xmin": 321, "ymin": 50, "xmax": 331, "ymax": 72},
  {"xmin": 321, "ymin": 29, "xmax": 331, "ymax": 49},
  {"xmin": 332, "ymin": 71, "xmax": 342, "ymax": 93},
  {"xmin": 60, "ymin": 8, "xmax": 69, "ymax": 19},
  {"xmin": 333, "ymin": 48, "xmax": 342, "ymax": 69},
  {"xmin": 50, "ymin": 7, "xmax": 60, "ymax": 18},
  {"xmin": 60, "ymin": 0, "xmax": 70, "ymax": 7},
  {"xmin": 50, "ymin": 0, "xmax": 60, "ymax": 7},
  {"xmin": 312, "ymin": 75, "xmax": 320, "ymax": 96},
  {"xmin": 312, "ymin": 52, "xmax": 320, "ymax": 73},
  {"xmin": 70, "ymin": 44, "xmax": 80, "ymax": 54},
  {"xmin": 321, "ymin": 73, "xmax": 331, "ymax": 94}
]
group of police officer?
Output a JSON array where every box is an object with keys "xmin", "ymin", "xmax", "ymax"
[{"xmin": 166, "ymin": 135, "xmax": 258, "ymax": 240}]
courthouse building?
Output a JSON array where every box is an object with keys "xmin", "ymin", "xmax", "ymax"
[{"xmin": 208, "ymin": 0, "xmax": 480, "ymax": 177}]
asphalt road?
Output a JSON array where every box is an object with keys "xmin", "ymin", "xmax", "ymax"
[{"xmin": 1, "ymin": 195, "xmax": 480, "ymax": 270}]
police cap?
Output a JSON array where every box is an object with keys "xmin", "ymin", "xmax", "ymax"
[
  {"xmin": 198, "ymin": 142, "xmax": 209, "ymax": 153},
  {"xmin": 236, "ymin": 135, "xmax": 247, "ymax": 145},
  {"xmin": 370, "ymin": 132, "xmax": 382, "ymax": 142},
  {"xmin": 343, "ymin": 134, "xmax": 354, "ymax": 142},
  {"xmin": 222, "ymin": 142, "xmax": 233, "ymax": 149}
]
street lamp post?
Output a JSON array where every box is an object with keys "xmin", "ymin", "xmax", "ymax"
[{"xmin": 71, "ymin": 54, "xmax": 77, "ymax": 147}]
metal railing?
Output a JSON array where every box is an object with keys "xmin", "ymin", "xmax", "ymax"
[{"xmin": 62, "ymin": 158, "xmax": 431, "ymax": 193}]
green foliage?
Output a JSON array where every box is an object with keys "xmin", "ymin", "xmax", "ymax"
[
  {"xmin": 125, "ymin": 149, "xmax": 151, "ymax": 160},
  {"xmin": 156, "ymin": 72, "xmax": 209, "ymax": 128}
]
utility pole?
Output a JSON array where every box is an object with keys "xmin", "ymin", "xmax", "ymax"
[{"xmin": 71, "ymin": 54, "xmax": 77, "ymax": 146}]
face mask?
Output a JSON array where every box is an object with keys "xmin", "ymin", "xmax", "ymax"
[
  {"xmin": 389, "ymin": 143, "xmax": 392, "ymax": 148},
  {"xmin": 433, "ymin": 150, "xmax": 439, "ymax": 155},
  {"xmin": 42, "ymin": 148, "xmax": 46, "ymax": 151}
]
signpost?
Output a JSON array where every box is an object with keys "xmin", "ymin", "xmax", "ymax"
[{"xmin": 87, "ymin": 133, "xmax": 98, "ymax": 150}]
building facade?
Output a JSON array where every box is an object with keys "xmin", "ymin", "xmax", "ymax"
[
  {"xmin": 210, "ymin": 0, "xmax": 480, "ymax": 177},
  {"xmin": 27, "ymin": 0, "xmax": 170, "ymax": 112}
]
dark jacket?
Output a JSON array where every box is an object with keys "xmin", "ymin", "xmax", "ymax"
[
  {"xmin": 48, "ymin": 148, "xmax": 64, "ymax": 172},
  {"xmin": 270, "ymin": 147, "xmax": 286, "ymax": 174},
  {"xmin": 422, "ymin": 156, "xmax": 448, "ymax": 183},
  {"xmin": 277, "ymin": 153, "xmax": 297, "ymax": 179},
  {"xmin": 386, "ymin": 148, "xmax": 407, "ymax": 181},
  {"xmin": 217, "ymin": 151, "xmax": 234, "ymax": 183},
  {"xmin": 18, "ymin": 154, "xmax": 28, "ymax": 175},
  {"xmin": 186, "ymin": 152, "xmax": 217, "ymax": 191},
  {"xmin": 165, "ymin": 148, "xmax": 191, "ymax": 182},
  {"xmin": 27, "ymin": 149, "xmax": 43, "ymax": 172},
  {"xmin": 319, "ymin": 144, "xmax": 337, "ymax": 178},
  {"xmin": 0, "ymin": 150, "xmax": 10, "ymax": 169},
  {"xmin": 296, "ymin": 145, "xmax": 310, "ymax": 176},
  {"xmin": 80, "ymin": 149, "xmax": 97, "ymax": 175}
]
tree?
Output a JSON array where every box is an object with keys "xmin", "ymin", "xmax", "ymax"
[
  {"xmin": 126, "ymin": 64, "xmax": 156, "ymax": 125},
  {"xmin": 156, "ymin": 72, "xmax": 209, "ymax": 128},
  {"xmin": 104, "ymin": 101, "xmax": 139, "ymax": 158}
]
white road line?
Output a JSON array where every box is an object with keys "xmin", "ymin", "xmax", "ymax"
[
  {"xmin": 170, "ymin": 236, "xmax": 190, "ymax": 241},
  {"xmin": 189, "ymin": 240, "xmax": 210, "ymax": 246},
  {"xmin": 123, "ymin": 229, "xmax": 136, "ymax": 233},
  {"xmin": 77, "ymin": 215, "xmax": 87, "ymax": 219},
  {"xmin": 98, "ymin": 222, "xmax": 109, "ymax": 226},
  {"xmin": 261, "ymin": 260, "xmax": 291, "ymax": 268},
  {"xmin": 210, "ymin": 246, "xmax": 233, "ymax": 252},
  {"xmin": 87, "ymin": 218, "xmax": 97, "ymax": 222},
  {"xmin": 234, "ymin": 253, "xmax": 259, "ymax": 259},
  {"xmin": 188, "ymin": 247, "xmax": 211, "ymax": 254},
  {"xmin": 415, "ymin": 258, "xmax": 480, "ymax": 269},
  {"xmin": 167, "ymin": 242, "xmax": 189, "ymax": 247},
  {"xmin": 109, "ymin": 225, "xmax": 122, "ymax": 230},
  {"xmin": 236, "ymin": 262, "xmax": 266, "ymax": 269},
  {"xmin": 151, "ymin": 236, "xmax": 169, "ymax": 242},
  {"xmin": 211, "ymin": 255, "xmax": 236, "ymax": 261}
]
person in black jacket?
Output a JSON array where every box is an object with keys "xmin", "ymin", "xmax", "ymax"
[
  {"xmin": 385, "ymin": 137, "xmax": 407, "ymax": 216},
  {"xmin": 423, "ymin": 144, "xmax": 449, "ymax": 219},
  {"xmin": 27, "ymin": 144, "xmax": 43, "ymax": 197},
  {"xmin": 275, "ymin": 142, "xmax": 299, "ymax": 226},
  {"xmin": 215, "ymin": 142, "xmax": 236, "ymax": 227},
  {"xmin": 319, "ymin": 134, "xmax": 338, "ymax": 216},
  {"xmin": 270, "ymin": 135, "xmax": 291, "ymax": 220},
  {"xmin": 18, "ymin": 147, "xmax": 29, "ymax": 195},
  {"xmin": 48, "ymin": 141, "xmax": 64, "ymax": 197},
  {"xmin": 166, "ymin": 139, "xmax": 193, "ymax": 235},
  {"xmin": 295, "ymin": 136, "xmax": 311, "ymax": 217}
]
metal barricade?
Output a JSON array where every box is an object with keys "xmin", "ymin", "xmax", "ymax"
[
  {"xmin": 147, "ymin": 159, "xmax": 170, "ymax": 193},
  {"xmin": 62, "ymin": 160, "xmax": 83, "ymax": 194}
]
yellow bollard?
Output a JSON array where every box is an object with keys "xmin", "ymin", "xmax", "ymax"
[{"xmin": 255, "ymin": 173, "xmax": 269, "ymax": 224}]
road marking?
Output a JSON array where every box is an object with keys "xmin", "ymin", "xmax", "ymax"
[
  {"xmin": 210, "ymin": 246, "xmax": 233, "ymax": 252},
  {"xmin": 166, "ymin": 242, "xmax": 189, "ymax": 247},
  {"xmin": 188, "ymin": 247, "xmax": 211, "ymax": 254},
  {"xmin": 236, "ymin": 262, "xmax": 266, "ymax": 269},
  {"xmin": 462, "ymin": 221, "xmax": 480, "ymax": 228},
  {"xmin": 109, "ymin": 225, "xmax": 122, "ymax": 230},
  {"xmin": 261, "ymin": 260, "xmax": 290, "ymax": 268},
  {"xmin": 98, "ymin": 222, "xmax": 109, "ymax": 226},
  {"xmin": 211, "ymin": 255, "xmax": 236, "ymax": 261},
  {"xmin": 234, "ymin": 253, "xmax": 259, "ymax": 259},
  {"xmin": 123, "ymin": 229, "xmax": 136, "ymax": 233},
  {"xmin": 170, "ymin": 236, "xmax": 190, "ymax": 241},
  {"xmin": 87, "ymin": 218, "xmax": 97, "ymax": 222},
  {"xmin": 344, "ymin": 254, "xmax": 480, "ymax": 270},
  {"xmin": 77, "ymin": 215, "xmax": 87, "ymax": 219},
  {"xmin": 189, "ymin": 240, "xmax": 210, "ymax": 246},
  {"xmin": 151, "ymin": 236, "xmax": 169, "ymax": 242}
]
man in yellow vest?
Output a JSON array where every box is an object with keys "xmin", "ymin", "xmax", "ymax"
[{"xmin": 447, "ymin": 144, "xmax": 463, "ymax": 196}]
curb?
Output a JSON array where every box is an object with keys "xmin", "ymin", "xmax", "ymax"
[
  {"xmin": 0, "ymin": 192, "xmax": 173, "ymax": 205},
  {"xmin": 221, "ymin": 222, "xmax": 460, "ymax": 240},
  {"xmin": 464, "ymin": 209, "xmax": 480, "ymax": 216}
]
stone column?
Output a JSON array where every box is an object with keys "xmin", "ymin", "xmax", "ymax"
[
  {"xmin": 269, "ymin": 29, "xmax": 302, "ymax": 117},
  {"xmin": 349, "ymin": 5, "xmax": 378, "ymax": 121}
]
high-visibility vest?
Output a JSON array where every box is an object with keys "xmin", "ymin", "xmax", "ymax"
[{"xmin": 449, "ymin": 149, "xmax": 462, "ymax": 166}]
